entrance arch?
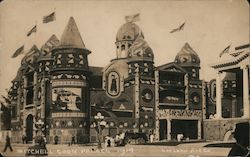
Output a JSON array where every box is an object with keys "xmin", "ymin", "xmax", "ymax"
[{"xmin": 26, "ymin": 114, "xmax": 33, "ymax": 142}]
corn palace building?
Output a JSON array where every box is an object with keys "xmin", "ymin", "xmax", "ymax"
[{"xmin": 4, "ymin": 16, "xmax": 249, "ymax": 144}]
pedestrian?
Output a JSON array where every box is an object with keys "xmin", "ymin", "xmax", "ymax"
[
  {"xmin": 71, "ymin": 135, "xmax": 76, "ymax": 145},
  {"xmin": 3, "ymin": 134, "xmax": 13, "ymax": 152},
  {"xmin": 106, "ymin": 136, "xmax": 111, "ymax": 147},
  {"xmin": 228, "ymin": 122, "xmax": 250, "ymax": 157},
  {"xmin": 54, "ymin": 135, "xmax": 59, "ymax": 145},
  {"xmin": 150, "ymin": 134, "xmax": 154, "ymax": 143},
  {"xmin": 22, "ymin": 135, "xmax": 26, "ymax": 144}
]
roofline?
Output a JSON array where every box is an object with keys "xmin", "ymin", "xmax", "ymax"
[
  {"xmin": 156, "ymin": 62, "xmax": 188, "ymax": 73},
  {"xmin": 210, "ymin": 52, "xmax": 249, "ymax": 69}
]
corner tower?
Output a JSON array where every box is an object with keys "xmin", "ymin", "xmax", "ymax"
[{"xmin": 50, "ymin": 17, "xmax": 91, "ymax": 143}]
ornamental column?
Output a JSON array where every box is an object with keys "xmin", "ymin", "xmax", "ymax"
[
  {"xmin": 184, "ymin": 73, "xmax": 189, "ymax": 109},
  {"xmin": 22, "ymin": 76, "xmax": 27, "ymax": 135},
  {"xmin": 216, "ymin": 71, "xmax": 222, "ymax": 119},
  {"xmin": 134, "ymin": 65, "xmax": 140, "ymax": 132},
  {"xmin": 197, "ymin": 120, "xmax": 201, "ymax": 140},
  {"xmin": 40, "ymin": 78, "xmax": 45, "ymax": 119},
  {"xmin": 33, "ymin": 72, "xmax": 38, "ymax": 118},
  {"xmin": 154, "ymin": 70, "xmax": 160, "ymax": 141},
  {"xmin": 241, "ymin": 65, "xmax": 249, "ymax": 118},
  {"xmin": 167, "ymin": 119, "xmax": 171, "ymax": 141}
]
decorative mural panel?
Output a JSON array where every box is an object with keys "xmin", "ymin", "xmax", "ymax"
[
  {"xmin": 158, "ymin": 109, "xmax": 202, "ymax": 119},
  {"xmin": 209, "ymin": 79, "xmax": 216, "ymax": 103},
  {"xmin": 53, "ymin": 50, "xmax": 88, "ymax": 69},
  {"xmin": 190, "ymin": 92, "xmax": 201, "ymax": 105},
  {"xmin": 141, "ymin": 88, "xmax": 153, "ymax": 102},
  {"xmin": 107, "ymin": 71, "xmax": 120, "ymax": 97},
  {"xmin": 189, "ymin": 87, "xmax": 202, "ymax": 110},
  {"xmin": 52, "ymin": 87, "xmax": 82, "ymax": 111},
  {"xmin": 52, "ymin": 80, "xmax": 86, "ymax": 87}
]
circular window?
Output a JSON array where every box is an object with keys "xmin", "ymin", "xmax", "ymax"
[
  {"xmin": 191, "ymin": 92, "xmax": 201, "ymax": 105},
  {"xmin": 141, "ymin": 88, "xmax": 153, "ymax": 102}
]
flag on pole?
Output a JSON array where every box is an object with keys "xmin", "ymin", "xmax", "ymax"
[
  {"xmin": 41, "ymin": 34, "xmax": 60, "ymax": 53},
  {"xmin": 26, "ymin": 45, "xmax": 39, "ymax": 56},
  {"xmin": 170, "ymin": 22, "xmax": 185, "ymax": 33},
  {"xmin": 125, "ymin": 13, "xmax": 140, "ymax": 23},
  {"xmin": 27, "ymin": 25, "xmax": 37, "ymax": 36},
  {"xmin": 230, "ymin": 51, "xmax": 244, "ymax": 57},
  {"xmin": 11, "ymin": 45, "xmax": 24, "ymax": 58},
  {"xmin": 1, "ymin": 95, "xmax": 11, "ymax": 104},
  {"xmin": 43, "ymin": 12, "xmax": 56, "ymax": 23},
  {"xmin": 219, "ymin": 44, "xmax": 231, "ymax": 58}
]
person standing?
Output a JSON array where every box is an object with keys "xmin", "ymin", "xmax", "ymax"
[
  {"xmin": 54, "ymin": 135, "xmax": 59, "ymax": 145},
  {"xmin": 22, "ymin": 134, "xmax": 26, "ymax": 144},
  {"xmin": 3, "ymin": 134, "xmax": 13, "ymax": 152},
  {"xmin": 71, "ymin": 135, "xmax": 76, "ymax": 145},
  {"xmin": 150, "ymin": 134, "xmax": 154, "ymax": 143}
]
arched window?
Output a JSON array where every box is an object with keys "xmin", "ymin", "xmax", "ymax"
[{"xmin": 121, "ymin": 45, "xmax": 125, "ymax": 51}]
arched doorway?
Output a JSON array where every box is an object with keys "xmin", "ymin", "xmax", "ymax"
[{"xmin": 26, "ymin": 114, "xmax": 33, "ymax": 142}]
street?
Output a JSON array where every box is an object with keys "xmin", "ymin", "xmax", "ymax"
[{"xmin": 0, "ymin": 142, "xmax": 231, "ymax": 157}]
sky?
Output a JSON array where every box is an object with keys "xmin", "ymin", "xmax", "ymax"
[{"xmin": 0, "ymin": 0, "xmax": 249, "ymax": 97}]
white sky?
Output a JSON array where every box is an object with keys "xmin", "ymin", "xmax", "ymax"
[{"xmin": 0, "ymin": 0, "xmax": 249, "ymax": 97}]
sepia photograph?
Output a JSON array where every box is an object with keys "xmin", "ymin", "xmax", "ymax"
[{"xmin": 0, "ymin": 0, "xmax": 249, "ymax": 156}]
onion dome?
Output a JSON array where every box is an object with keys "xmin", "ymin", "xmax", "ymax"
[
  {"xmin": 116, "ymin": 22, "xmax": 144, "ymax": 42},
  {"xmin": 175, "ymin": 43, "xmax": 200, "ymax": 67},
  {"xmin": 58, "ymin": 17, "xmax": 86, "ymax": 49},
  {"xmin": 127, "ymin": 36, "xmax": 154, "ymax": 62}
]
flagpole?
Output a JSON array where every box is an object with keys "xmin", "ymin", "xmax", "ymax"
[
  {"xmin": 185, "ymin": 21, "xmax": 187, "ymax": 42},
  {"xmin": 0, "ymin": 102, "xmax": 1, "ymax": 132},
  {"xmin": 35, "ymin": 20, "xmax": 37, "ymax": 46}
]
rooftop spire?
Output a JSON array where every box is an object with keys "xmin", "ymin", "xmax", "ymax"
[{"xmin": 59, "ymin": 16, "xmax": 85, "ymax": 49}]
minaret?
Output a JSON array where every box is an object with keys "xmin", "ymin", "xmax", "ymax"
[{"xmin": 50, "ymin": 17, "xmax": 91, "ymax": 143}]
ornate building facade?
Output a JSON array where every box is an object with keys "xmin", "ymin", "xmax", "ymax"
[
  {"xmin": 6, "ymin": 16, "xmax": 219, "ymax": 143},
  {"xmin": 204, "ymin": 44, "xmax": 250, "ymax": 141}
]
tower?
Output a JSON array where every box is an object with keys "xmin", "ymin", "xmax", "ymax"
[
  {"xmin": 175, "ymin": 43, "xmax": 201, "ymax": 80},
  {"xmin": 175, "ymin": 43, "xmax": 202, "ymax": 110},
  {"xmin": 127, "ymin": 35, "xmax": 155, "ymax": 134},
  {"xmin": 50, "ymin": 17, "xmax": 91, "ymax": 143},
  {"xmin": 115, "ymin": 22, "xmax": 143, "ymax": 59}
]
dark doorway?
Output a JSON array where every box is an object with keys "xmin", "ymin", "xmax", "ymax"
[
  {"xmin": 159, "ymin": 119, "xmax": 167, "ymax": 140},
  {"xmin": 26, "ymin": 114, "xmax": 33, "ymax": 141},
  {"xmin": 171, "ymin": 119, "xmax": 198, "ymax": 140}
]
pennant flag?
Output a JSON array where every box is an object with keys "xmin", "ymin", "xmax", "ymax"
[
  {"xmin": 41, "ymin": 34, "xmax": 60, "ymax": 53},
  {"xmin": 1, "ymin": 95, "xmax": 11, "ymax": 104},
  {"xmin": 125, "ymin": 13, "xmax": 140, "ymax": 23},
  {"xmin": 230, "ymin": 51, "xmax": 244, "ymax": 57},
  {"xmin": 219, "ymin": 44, "xmax": 231, "ymax": 58},
  {"xmin": 0, "ymin": 101, "xmax": 7, "ymax": 111},
  {"xmin": 43, "ymin": 12, "xmax": 56, "ymax": 23},
  {"xmin": 170, "ymin": 22, "xmax": 185, "ymax": 33},
  {"xmin": 27, "ymin": 25, "xmax": 37, "ymax": 36},
  {"xmin": 26, "ymin": 45, "xmax": 39, "ymax": 56},
  {"xmin": 11, "ymin": 45, "xmax": 24, "ymax": 58}
]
